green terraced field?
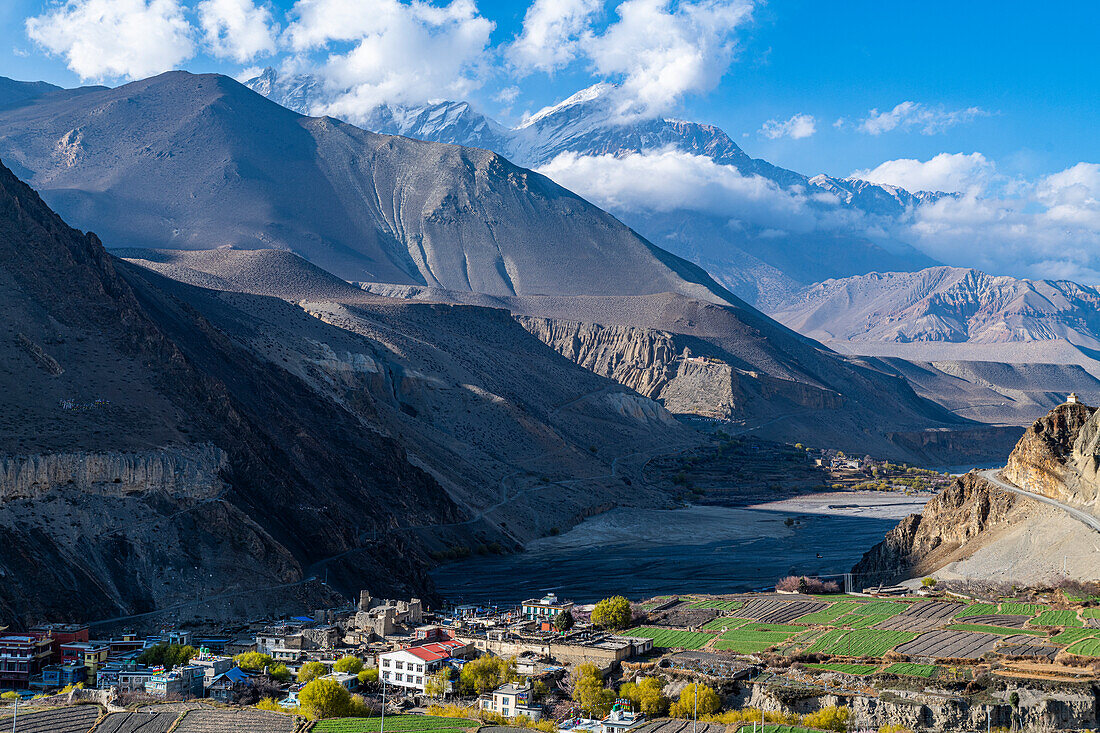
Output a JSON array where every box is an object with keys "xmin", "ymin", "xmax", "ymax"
[
  {"xmin": 794, "ymin": 602, "xmax": 860, "ymax": 624},
  {"xmin": 1067, "ymin": 638, "xmax": 1100, "ymax": 657},
  {"xmin": 804, "ymin": 663, "xmax": 879, "ymax": 675},
  {"xmin": 882, "ymin": 662, "xmax": 940, "ymax": 678},
  {"xmin": 999, "ymin": 603, "xmax": 1044, "ymax": 616},
  {"xmin": 702, "ymin": 617, "xmax": 749, "ymax": 631},
  {"xmin": 1082, "ymin": 609, "xmax": 1100, "ymax": 619},
  {"xmin": 714, "ymin": 626, "xmax": 803, "ymax": 654},
  {"xmin": 805, "ymin": 629, "xmax": 918, "ymax": 657},
  {"xmin": 627, "ymin": 627, "xmax": 714, "ymax": 649},
  {"xmin": 1028, "ymin": 610, "xmax": 1083, "ymax": 627},
  {"xmin": 833, "ymin": 612, "xmax": 895, "ymax": 629},
  {"xmin": 740, "ymin": 623, "xmax": 808, "ymax": 633},
  {"xmin": 688, "ymin": 599, "xmax": 743, "ymax": 610},
  {"xmin": 954, "ymin": 603, "xmax": 998, "ymax": 617},
  {"xmin": 947, "ymin": 624, "xmax": 1046, "ymax": 636},
  {"xmin": 1052, "ymin": 628, "xmax": 1100, "ymax": 644},
  {"xmin": 313, "ymin": 716, "xmax": 477, "ymax": 733}
]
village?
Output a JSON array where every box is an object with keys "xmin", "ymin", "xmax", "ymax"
[{"xmin": 3, "ymin": 582, "xmax": 1100, "ymax": 733}]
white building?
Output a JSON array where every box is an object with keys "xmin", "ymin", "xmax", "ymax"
[
  {"xmin": 480, "ymin": 681, "xmax": 542, "ymax": 720},
  {"xmin": 521, "ymin": 594, "xmax": 573, "ymax": 622},
  {"xmin": 378, "ymin": 639, "xmax": 466, "ymax": 693}
]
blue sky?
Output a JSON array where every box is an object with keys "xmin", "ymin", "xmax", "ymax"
[
  {"xmin": 3, "ymin": 0, "xmax": 1097, "ymax": 180},
  {"xmin": 3, "ymin": 0, "xmax": 1100, "ymax": 282}
]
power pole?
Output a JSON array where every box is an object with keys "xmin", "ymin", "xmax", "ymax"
[
  {"xmin": 378, "ymin": 674, "xmax": 388, "ymax": 733},
  {"xmin": 692, "ymin": 685, "xmax": 698, "ymax": 733},
  {"xmin": 11, "ymin": 696, "xmax": 17, "ymax": 733}
]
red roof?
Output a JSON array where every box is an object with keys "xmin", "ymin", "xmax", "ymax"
[{"xmin": 403, "ymin": 639, "xmax": 464, "ymax": 662}]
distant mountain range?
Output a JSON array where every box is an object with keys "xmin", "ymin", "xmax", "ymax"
[
  {"xmin": 243, "ymin": 69, "xmax": 944, "ymax": 306},
  {"xmin": 773, "ymin": 266, "xmax": 1100, "ymax": 347}
]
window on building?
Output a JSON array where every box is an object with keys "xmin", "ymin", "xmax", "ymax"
[
  {"xmin": 395, "ymin": 660, "xmax": 404, "ymax": 670},
  {"xmin": 383, "ymin": 659, "xmax": 391, "ymax": 667}
]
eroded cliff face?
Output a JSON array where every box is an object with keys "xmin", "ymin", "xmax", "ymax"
[
  {"xmin": 1003, "ymin": 402, "xmax": 1099, "ymax": 509},
  {"xmin": 516, "ymin": 316, "xmax": 844, "ymax": 420},
  {"xmin": 852, "ymin": 473, "xmax": 1022, "ymax": 585},
  {"xmin": 0, "ymin": 444, "xmax": 226, "ymax": 501}
]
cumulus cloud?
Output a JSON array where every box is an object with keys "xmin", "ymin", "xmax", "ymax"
[
  {"xmin": 507, "ymin": 0, "xmax": 602, "ymax": 74},
  {"xmin": 851, "ymin": 152, "xmax": 994, "ymax": 194},
  {"xmin": 284, "ymin": 0, "xmax": 494, "ymax": 120},
  {"xmin": 859, "ymin": 101, "xmax": 989, "ymax": 135},
  {"xmin": 537, "ymin": 148, "xmax": 831, "ymax": 233},
  {"xmin": 507, "ymin": 0, "xmax": 755, "ymax": 119},
  {"xmin": 759, "ymin": 113, "xmax": 816, "ymax": 140},
  {"xmin": 892, "ymin": 161, "xmax": 1100, "ymax": 283},
  {"xmin": 197, "ymin": 0, "xmax": 278, "ymax": 62},
  {"xmin": 586, "ymin": 0, "xmax": 755, "ymax": 119},
  {"xmin": 25, "ymin": 0, "xmax": 194, "ymax": 81}
]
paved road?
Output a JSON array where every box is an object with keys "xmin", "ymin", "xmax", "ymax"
[{"xmin": 978, "ymin": 468, "xmax": 1100, "ymax": 533}]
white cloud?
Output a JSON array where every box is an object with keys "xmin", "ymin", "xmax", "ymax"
[
  {"xmin": 585, "ymin": 0, "xmax": 755, "ymax": 119},
  {"xmin": 284, "ymin": 0, "xmax": 494, "ymax": 120},
  {"xmin": 897, "ymin": 161, "xmax": 1100, "ymax": 284},
  {"xmin": 859, "ymin": 101, "xmax": 988, "ymax": 135},
  {"xmin": 507, "ymin": 0, "xmax": 602, "ymax": 74},
  {"xmin": 759, "ymin": 113, "xmax": 816, "ymax": 140},
  {"xmin": 537, "ymin": 148, "xmax": 827, "ymax": 233},
  {"xmin": 197, "ymin": 0, "xmax": 278, "ymax": 62},
  {"xmin": 852, "ymin": 152, "xmax": 994, "ymax": 194},
  {"xmin": 25, "ymin": 0, "xmax": 194, "ymax": 81}
]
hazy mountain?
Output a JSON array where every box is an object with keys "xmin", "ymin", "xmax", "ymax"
[
  {"xmin": 242, "ymin": 69, "xmax": 942, "ymax": 305},
  {"xmin": 772, "ymin": 266, "xmax": 1100, "ymax": 348}
]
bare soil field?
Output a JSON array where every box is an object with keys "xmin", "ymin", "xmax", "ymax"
[
  {"xmin": 95, "ymin": 712, "xmax": 178, "ymax": 733},
  {"xmin": 876, "ymin": 602, "xmax": 965, "ymax": 632},
  {"xmin": 896, "ymin": 629, "xmax": 1004, "ymax": 659},
  {"xmin": 737, "ymin": 599, "xmax": 828, "ymax": 624}
]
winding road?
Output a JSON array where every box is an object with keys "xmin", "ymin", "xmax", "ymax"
[{"xmin": 978, "ymin": 468, "xmax": 1100, "ymax": 534}]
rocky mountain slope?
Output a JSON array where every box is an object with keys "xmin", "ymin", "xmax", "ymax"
[
  {"xmin": 854, "ymin": 402, "xmax": 1100, "ymax": 586},
  {"xmin": 0, "ymin": 71, "xmax": 1006, "ymax": 461},
  {"xmin": 0, "ymin": 156, "xmax": 473, "ymax": 624},
  {"xmin": 356, "ymin": 283, "xmax": 1021, "ymax": 464},
  {"xmin": 242, "ymin": 70, "xmax": 941, "ymax": 305},
  {"xmin": 0, "ymin": 72, "xmax": 729, "ymax": 301},
  {"xmin": 1, "ymin": 159, "xmax": 706, "ymax": 625}
]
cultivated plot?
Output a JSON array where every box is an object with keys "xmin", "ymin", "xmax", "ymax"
[
  {"xmin": 896, "ymin": 629, "xmax": 1004, "ymax": 659},
  {"xmin": 805, "ymin": 629, "xmax": 917, "ymax": 657},
  {"xmin": 95, "ymin": 712, "xmax": 179, "ymax": 733},
  {"xmin": 953, "ymin": 614, "xmax": 1030, "ymax": 628},
  {"xmin": 737, "ymin": 599, "xmax": 828, "ymax": 624},
  {"xmin": 173, "ymin": 707, "xmax": 298, "ymax": 733},
  {"xmin": 875, "ymin": 602, "xmax": 965, "ymax": 632},
  {"xmin": 0, "ymin": 706, "xmax": 102, "ymax": 733},
  {"xmin": 627, "ymin": 626, "xmax": 713, "ymax": 649}
]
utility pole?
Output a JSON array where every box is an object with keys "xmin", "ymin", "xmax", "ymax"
[
  {"xmin": 380, "ymin": 675, "xmax": 389, "ymax": 733},
  {"xmin": 11, "ymin": 696, "xmax": 17, "ymax": 733},
  {"xmin": 692, "ymin": 685, "xmax": 698, "ymax": 733}
]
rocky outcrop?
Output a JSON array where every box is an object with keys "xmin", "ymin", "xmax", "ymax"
[
  {"xmin": 0, "ymin": 444, "xmax": 226, "ymax": 501},
  {"xmin": 852, "ymin": 472, "xmax": 1021, "ymax": 585},
  {"xmin": 855, "ymin": 400, "xmax": 1100, "ymax": 585},
  {"xmin": 517, "ymin": 316, "xmax": 844, "ymax": 420},
  {"xmin": 746, "ymin": 682, "xmax": 1098, "ymax": 731},
  {"xmin": 1004, "ymin": 402, "xmax": 1100, "ymax": 510}
]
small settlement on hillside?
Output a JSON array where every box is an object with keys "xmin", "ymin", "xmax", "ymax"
[{"xmin": 3, "ymin": 587, "xmax": 1100, "ymax": 732}]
